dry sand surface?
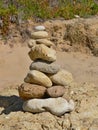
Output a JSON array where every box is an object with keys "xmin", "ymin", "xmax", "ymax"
[{"xmin": 0, "ymin": 44, "xmax": 98, "ymax": 91}]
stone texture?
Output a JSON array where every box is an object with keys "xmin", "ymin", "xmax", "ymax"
[
  {"xmin": 27, "ymin": 39, "xmax": 36, "ymax": 48},
  {"xmin": 50, "ymin": 69, "xmax": 73, "ymax": 86},
  {"xmin": 34, "ymin": 26, "xmax": 46, "ymax": 31},
  {"xmin": 30, "ymin": 60, "xmax": 60, "ymax": 74},
  {"xmin": 31, "ymin": 31, "xmax": 48, "ymax": 39},
  {"xmin": 24, "ymin": 70, "xmax": 52, "ymax": 88},
  {"xmin": 89, "ymin": 118, "xmax": 98, "ymax": 130},
  {"xmin": 23, "ymin": 97, "xmax": 75, "ymax": 116},
  {"xmin": 28, "ymin": 44, "xmax": 56, "ymax": 62},
  {"xmin": 36, "ymin": 39, "xmax": 54, "ymax": 47},
  {"xmin": 46, "ymin": 86, "xmax": 66, "ymax": 98},
  {"xmin": 18, "ymin": 83, "xmax": 46, "ymax": 100}
]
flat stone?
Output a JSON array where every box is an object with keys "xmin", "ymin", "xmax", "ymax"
[
  {"xmin": 34, "ymin": 26, "xmax": 46, "ymax": 31},
  {"xmin": 18, "ymin": 83, "xmax": 46, "ymax": 100},
  {"xmin": 31, "ymin": 31, "xmax": 48, "ymax": 39},
  {"xmin": 28, "ymin": 44, "xmax": 56, "ymax": 62},
  {"xmin": 46, "ymin": 86, "xmax": 66, "ymax": 98},
  {"xmin": 50, "ymin": 69, "xmax": 73, "ymax": 86},
  {"xmin": 27, "ymin": 39, "xmax": 36, "ymax": 48},
  {"xmin": 36, "ymin": 39, "xmax": 54, "ymax": 47},
  {"xmin": 30, "ymin": 60, "xmax": 60, "ymax": 74},
  {"xmin": 24, "ymin": 70, "xmax": 52, "ymax": 88},
  {"xmin": 23, "ymin": 97, "xmax": 75, "ymax": 116}
]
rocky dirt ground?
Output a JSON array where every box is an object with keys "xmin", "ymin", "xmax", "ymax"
[{"xmin": 0, "ymin": 16, "xmax": 98, "ymax": 130}]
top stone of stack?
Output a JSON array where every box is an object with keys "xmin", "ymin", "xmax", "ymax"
[{"xmin": 34, "ymin": 26, "xmax": 46, "ymax": 31}]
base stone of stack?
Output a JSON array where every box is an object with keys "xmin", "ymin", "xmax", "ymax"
[
  {"xmin": 18, "ymin": 83, "xmax": 46, "ymax": 100},
  {"xmin": 28, "ymin": 44, "xmax": 56, "ymax": 62},
  {"xmin": 46, "ymin": 86, "xmax": 66, "ymax": 98},
  {"xmin": 30, "ymin": 60, "xmax": 60, "ymax": 74},
  {"xmin": 23, "ymin": 97, "xmax": 75, "ymax": 116},
  {"xmin": 24, "ymin": 70, "xmax": 52, "ymax": 87},
  {"xmin": 50, "ymin": 69, "xmax": 73, "ymax": 86}
]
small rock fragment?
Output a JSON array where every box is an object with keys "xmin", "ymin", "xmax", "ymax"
[{"xmin": 23, "ymin": 97, "xmax": 75, "ymax": 116}]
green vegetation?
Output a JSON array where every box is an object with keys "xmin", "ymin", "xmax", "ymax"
[{"xmin": 0, "ymin": 0, "xmax": 98, "ymax": 35}]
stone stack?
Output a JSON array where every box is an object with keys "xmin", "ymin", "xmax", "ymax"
[{"xmin": 18, "ymin": 25, "xmax": 75, "ymax": 116}]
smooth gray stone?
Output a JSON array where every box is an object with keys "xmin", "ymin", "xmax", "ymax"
[
  {"xmin": 30, "ymin": 60, "xmax": 60, "ymax": 74},
  {"xmin": 23, "ymin": 97, "xmax": 75, "ymax": 116}
]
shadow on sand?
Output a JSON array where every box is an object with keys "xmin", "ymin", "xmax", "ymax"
[{"xmin": 0, "ymin": 95, "xmax": 24, "ymax": 115}]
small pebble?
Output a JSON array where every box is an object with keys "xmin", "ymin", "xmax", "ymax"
[{"xmin": 34, "ymin": 26, "xmax": 46, "ymax": 31}]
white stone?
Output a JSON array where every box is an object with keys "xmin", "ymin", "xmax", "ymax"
[
  {"xmin": 23, "ymin": 97, "xmax": 75, "ymax": 116},
  {"xmin": 34, "ymin": 26, "xmax": 46, "ymax": 31}
]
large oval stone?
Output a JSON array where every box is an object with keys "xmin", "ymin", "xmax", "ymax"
[
  {"xmin": 23, "ymin": 97, "xmax": 75, "ymax": 116},
  {"xmin": 30, "ymin": 60, "xmax": 60, "ymax": 74},
  {"xmin": 46, "ymin": 86, "xmax": 66, "ymax": 98},
  {"xmin": 50, "ymin": 69, "xmax": 73, "ymax": 86},
  {"xmin": 28, "ymin": 44, "xmax": 56, "ymax": 62},
  {"xmin": 18, "ymin": 83, "xmax": 46, "ymax": 100},
  {"xmin": 24, "ymin": 70, "xmax": 52, "ymax": 88},
  {"xmin": 31, "ymin": 31, "xmax": 48, "ymax": 39},
  {"xmin": 36, "ymin": 39, "xmax": 54, "ymax": 47}
]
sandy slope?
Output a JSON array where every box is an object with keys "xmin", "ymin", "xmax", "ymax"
[{"xmin": 0, "ymin": 44, "xmax": 98, "ymax": 91}]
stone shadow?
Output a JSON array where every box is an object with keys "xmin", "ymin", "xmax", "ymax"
[{"xmin": 0, "ymin": 95, "xmax": 24, "ymax": 115}]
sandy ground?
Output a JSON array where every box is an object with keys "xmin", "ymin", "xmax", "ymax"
[{"xmin": 0, "ymin": 44, "xmax": 98, "ymax": 91}]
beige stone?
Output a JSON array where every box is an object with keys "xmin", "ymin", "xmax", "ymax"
[
  {"xmin": 18, "ymin": 83, "xmax": 46, "ymax": 100},
  {"xmin": 31, "ymin": 31, "xmax": 48, "ymax": 39},
  {"xmin": 24, "ymin": 70, "xmax": 52, "ymax": 87},
  {"xmin": 36, "ymin": 39, "xmax": 54, "ymax": 47},
  {"xmin": 50, "ymin": 69, "xmax": 73, "ymax": 86},
  {"xmin": 27, "ymin": 39, "xmax": 36, "ymax": 48},
  {"xmin": 28, "ymin": 44, "xmax": 56, "ymax": 62}
]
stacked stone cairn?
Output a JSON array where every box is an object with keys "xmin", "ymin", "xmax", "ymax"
[{"xmin": 18, "ymin": 25, "xmax": 75, "ymax": 116}]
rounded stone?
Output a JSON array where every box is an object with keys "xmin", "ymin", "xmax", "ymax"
[
  {"xmin": 27, "ymin": 39, "xmax": 36, "ymax": 48},
  {"xmin": 23, "ymin": 97, "xmax": 75, "ymax": 116},
  {"xmin": 46, "ymin": 86, "xmax": 66, "ymax": 98},
  {"xmin": 18, "ymin": 83, "xmax": 46, "ymax": 100},
  {"xmin": 50, "ymin": 69, "xmax": 73, "ymax": 86},
  {"xmin": 24, "ymin": 70, "xmax": 52, "ymax": 88},
  {"xmin": 30, "ymin": 60, "xmax": 60, "ymax": 74},
  {"xmin": 28, "ymin": 44, "xmax": 56, "ymax": 62},
  {"xmin": 34, "ymin": 26, "xmax": 46, "ymax": 31},
  {"xmin": 36, "ymin": 39, "xmax": 54, "ymax": 47},
  {"xmin": 31, "ymin": 31, "xmax": 48, "ymax": 39}
]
